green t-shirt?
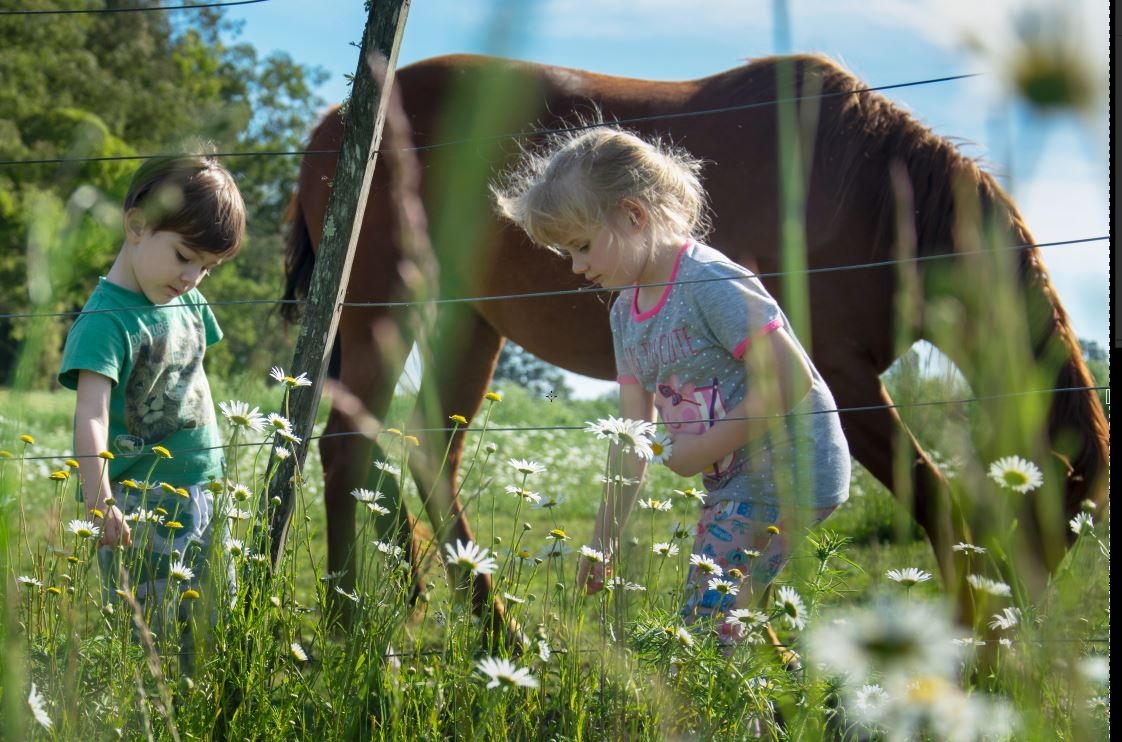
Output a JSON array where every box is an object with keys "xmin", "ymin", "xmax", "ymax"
[{"xmin": 59, "ymin": 278, "xmax": 226, "ymax": 494}]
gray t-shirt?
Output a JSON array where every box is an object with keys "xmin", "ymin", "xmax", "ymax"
[{"xmin": 610, "ymin": 240, "xmax": 850, "ymax": 508}]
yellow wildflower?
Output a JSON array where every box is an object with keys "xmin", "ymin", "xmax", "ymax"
[
  {"xmin": 449, "ymin": 414, "xmax": 468, "ymax": 425},
  {"xmin": 175, "ymin": 487, "xmax": 190, "ymax": 499},
  {"xmin": 97, "ymin": 450, "xmax": 114, "ymax": 460},
  {"xmin": 166, "ymin": 521, "xmax": 183, "ymax": 530},
  {"xmin": 20, "ymin": 434, "xmax": 35, "ymax": 445},
  {"xmin": 181, "ymin": 589, "xmax": 201, "ymax": 600},
  {"xmin": 49, "ymin": 470, "xmax": 70, "ymax": 481},
  {"xmin": 485, "ymin": 391, "xmax": 502, "ymax": 402},
  {"xmin": 64, "ymin": 458, "xmax": 79, "ymax": 468},
  {"xmin": 151, "ymin": 446, "xmax": 172, "ymax": 459},
  {"xmin": 47, "ymin": 586, "xmax": 61, "ymax": 596},
  {"xmin": 120, "ymin": 479, "xmax": 139, "ymax": 490},
  {"xmin": 404, "ymin": 435, "xmax": 420, "ymax": 447},
  {"xmin": 159, "ymin": 482, "xmax": 176, "ymax": 494},
  {"xmin": 0, "ymin": 450, "xmax": 12, "ymax": 459},
  {"xmin": 767, "ymin": 525, "xmax": 780, "ymax": 535},
  {"xmin": 89, "ymin": 509, "xmax": 105, "ymax": 519}
]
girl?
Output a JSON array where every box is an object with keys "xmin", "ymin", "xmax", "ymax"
[{"xmin": 492, "ymin": 126, "xmax": 850, "ymax": 648}]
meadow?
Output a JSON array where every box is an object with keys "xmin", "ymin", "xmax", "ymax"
[{"xmin": 0, "ymin": 360, "xmax": 1109, "ymax": 740}]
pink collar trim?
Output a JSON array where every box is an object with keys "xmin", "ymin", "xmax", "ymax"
[{"xmin": 631, "ymin": 239, "xmax": 692, "ymax": 322}]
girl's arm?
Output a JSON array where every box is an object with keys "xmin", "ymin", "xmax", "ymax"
[
  {"xmin": 666, "ymin": 327, "xmax": 813, "ymax": 478},
  {"xmin": 581, "ymin": 382, "xmax": 655, "ymax": 593},
  {"xmin": 74, "ymin": 370, "xmax": 131, "ymax": 547}
]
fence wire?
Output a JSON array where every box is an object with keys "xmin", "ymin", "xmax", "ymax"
[
  {"xmin": 2, "ymin": 384, "xmax": 1108, "ymax": 464},
  {"xmin": 0, "ymin": 235, "xmax": 1107, "ymax": 321}
]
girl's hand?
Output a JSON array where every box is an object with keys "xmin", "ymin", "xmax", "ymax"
[
  {"xmin": 97, "ymin": 505, "xmax": 132, "ymax": 548},
  {"xmin": 664, "ymin": 434, "xmax": 709, "ymax": 478},
  {"xmin": 578, "ymin": 558, "xmax": 610, "ymax": 594}
]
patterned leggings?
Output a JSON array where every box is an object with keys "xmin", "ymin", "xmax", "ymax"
[{"xmin": 681, "ymin": 499, "xmax": 836, "ymax": 644}]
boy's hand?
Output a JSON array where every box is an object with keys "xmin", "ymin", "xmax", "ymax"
[{"xmin": 97, "ymin": 505, "xmax": 132, "ymax": 548}]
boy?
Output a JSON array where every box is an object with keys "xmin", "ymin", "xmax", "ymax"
[{"xmin": 58, "ymin": 152, "xmax": 245, "ymax": 653}]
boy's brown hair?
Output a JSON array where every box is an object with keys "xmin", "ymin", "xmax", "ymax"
[{"xmin": 124, "ymin": 150, "xmax": 246, "ymax": 257}]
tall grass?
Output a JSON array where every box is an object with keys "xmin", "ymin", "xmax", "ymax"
[{"xmin": 0, "ymin": 370, "xmax": 1109, "ymax": 739}]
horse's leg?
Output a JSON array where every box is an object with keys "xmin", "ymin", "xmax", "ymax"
[
  {"xmin": 818, "ymin": 359, "xmax": 973, "ymax": 622},
  {"xmin": 321, "ymin": 313, "xmax": 421, "ymax": 620},
  {"xmin": 406, "ymin": 305, "xmax": 519, "ymax": 645}
]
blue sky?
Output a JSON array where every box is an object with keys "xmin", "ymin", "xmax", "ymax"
[{"xmin": 225, "ymin": 0, "xmax": 1109, "ymax": 399}]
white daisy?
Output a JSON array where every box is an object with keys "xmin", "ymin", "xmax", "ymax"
[
  {"xmin": 579, "ymin": 546, "xmax": 606, "ymax": 563},
  {"xmin": 169, "ymin": 561, "xmax": 195, "ymax": 582},
  {"xmin": 597, "ymin": 473, "xmax": 639, "ymax": 487},
  {"xmin": 443, "ymin": 539, "xmax": 498, "ymax": 576},
  {"xmin": 18, "ymin": 575, "xmax": 43, "ymax": 588},
  {"xmin": 584, "ymin": 417, "xmax": 656, "ymax": 460},
  {"xmin": 537, "ymin": 542, "xmax": 572, "ymax": 560},
  {"xmin": 218, "ymin": 400, "xmax": 267, "ymax": 432},
  {"xmin": 27, "ymin": 683, "xmax": 51, "ymax": 730},
  {"xmin": 476, "ymin": 656, "xmax": 539, "ymax": 690},
  {"xmin": 673, "ymin": 626, "xmax": 694, "ymax": 647},
  {"xmin": 987, "ymin": 455, "xmax": 1044, "ymax": 493},
  {"xmin": 689, "ymin": 553, "xmax": 722, "ymax": 577},
  {"xmin": 508, "ymin": 458, "xmax": 546, "ymax": 476},
  {"xmin": 270, "ymin": 366, "xmax": 313, "ymax": 388},
  {"xmin": 504, "ymin": 485, "xmax": 541, "ymax": 504},
  {"xmin": 372, "ymin": 460, "xmax": 402, "ymax": 477},
  {"xmin": 366, "ymin": 503, "xmax": 390, "ymax": 516},
  {"xmin": 276, "ymin": 429, "xmax": 302, "ymax": 445},
  {"xmin": 533, "ymin": 493, "xmax": 566, "ymax": 510},
  {"xmin": 805, "ymin": 597, "xmax": 961, "ymax": 685},
  {"xmin": 501, "ymin": 592, "xmax": 525, "ymax": 604},
  {"xmin": 227, "ymin": 508, "xmax": 253, "ymax": 521},
  {"xmin": 290, "ymin": 642, "xmax": 308, "ymax": 662},
  {"xmin": 707, "ymin": 578, "xmax": 739, "ymax": 596},
  {"xmin": 333, "ymin": 585, "xmax": 360, "ymax": 603},
  {"xmin": 952, "ymin": 542, "xmax": 987, "ymax": 555},
  {"xmin": 351, "ymin": 488, "xmax": 383, "ymax": 504},
  {"xmin": 273, "ymin": 446, "xmax": 292, "ymax": 460},
  {"xmin": 775, "ymin": 586, "xmax": 807, "ymax": 630},
  {"xmin": 669, "ymin": 522, "xmax": 696, "ymax": 540},
  {"xmin": 228, "ymin": 483, "xmax": 253, "ymax": 502},
  {"xmin": 537, "ymin": 640, "xmax": 551, "ymax": 663},
  {"xmin": 850, "ymin": 683, "xmax": 890, "ymax": 721},
  {"xmin": 226, "ymin": 539, "xmax": 244, "ymax": 557},
  {"xmin": 636, "ymin": 497, "xmax": 673, "ymax": 511},
  {"xmin": 652, "ymin": 542, "xmax": 680, "ymax": 557},
  {"xmin": 66, "ymin": 519, "xmax": 100, "ymax": 540},
  {"xmin": 674, "ymin": 487, "xmax": 707, "ymax": 504},
  {"xmin": 545, "ymin": 528, "xmax": 571, "ymax": 542},
  {"xmin": 266, "ymin": 413, "xmax": 292, "ymax": 432},
  {"xmin": 372, "ymin": 540, "xmax": 405, "ymax": 560},
  {"xmin": 885, "ymin": 567, "xmax": 933, "ymax": 587},
  {"xmin": 725, "ymin": 608, "xmax": 768, "ymax": 632},
  {"xmin": 966, "ymin": 574, "xmax": 1012, "ymax": 597},
  {"xmin": 605, "ymin": 576, "xmax": 646, "ymax": 592},
  {"xmin": 989, "ymin": 607, "xmax": 1021, "ymax": 631},
  {"xmin": 1069, "ymin": 512, "xmax": 1094, "ymax": 535},
  {"xmin": 648, "ymin": 432, "xmax": 674, "ymax": 464}
]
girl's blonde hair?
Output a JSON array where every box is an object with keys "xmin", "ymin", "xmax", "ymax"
[{"xmin": 492, "ymin": 125, "xmax": 709, "ymax": 254}]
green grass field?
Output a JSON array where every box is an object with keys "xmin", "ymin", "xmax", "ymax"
[{"xmin": 0, "ymin": 376, "xmax": 1109, "ymax": 740}]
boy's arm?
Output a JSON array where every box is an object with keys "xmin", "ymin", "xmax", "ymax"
[
  {"xmin": 582, "ymin": 382, "xmax": 655, "ymax": 593},
  {"xmin": 666, "ymin": 327, "xmax": 813, "ymax": 478},
  {"xmin": 74, "ymin": 370, "xmax": 131, "ymax": 546}
]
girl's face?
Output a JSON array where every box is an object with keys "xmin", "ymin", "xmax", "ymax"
[
  {"xmin": 560, "ymin": 209, "xmax": 647, "ymax": 289},
  {"xmin": 123, "ymin": 214, "xmax": 224, "ymax": 304}
]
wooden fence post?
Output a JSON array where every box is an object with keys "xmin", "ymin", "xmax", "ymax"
[{"xmin": 264, "ymin": 0, "xmax": 410, "ymax": 566}]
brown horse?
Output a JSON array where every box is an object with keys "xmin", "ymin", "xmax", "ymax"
[{"xmin": 283, "ymin": 53, "xmax": 1108, "ymax": 627}]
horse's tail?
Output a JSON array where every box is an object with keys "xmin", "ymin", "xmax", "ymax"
[
  {"xmin": 281, "ymin": 179, "xmax": 316, "ymax": 324},
  {"xmin": 838, "ymin": 76, "xmax": 1110, "ymax": 524}
]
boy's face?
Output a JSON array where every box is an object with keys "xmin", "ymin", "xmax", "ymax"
[{"xmin": 129, "ymin": 228, "xmax": 224, "ymax": 304}]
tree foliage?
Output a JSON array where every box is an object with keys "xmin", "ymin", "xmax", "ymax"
[
  {"xmin": 0, "ymin": 0, "xmax": 328, "ymax": 384},
  {"xmin": 492, "ymin": 341, "xmax": 571, "ymax": 400}
]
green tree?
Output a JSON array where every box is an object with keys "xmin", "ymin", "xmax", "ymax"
[
  {"xmin": 0, "ymin": 0, "xmax": 327, "ymax": 385},
  {"xmin": 493, "ymin": 341, "xmax": 572, "ymax": 400}
]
